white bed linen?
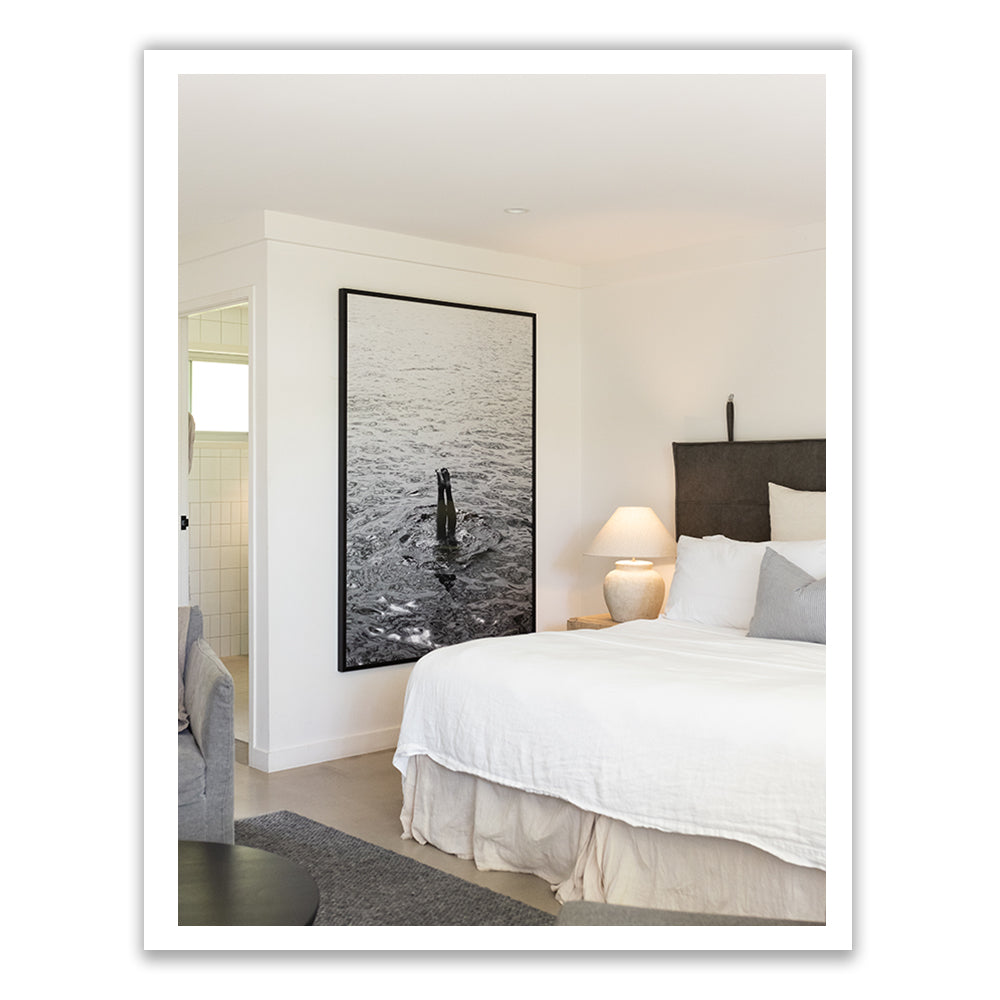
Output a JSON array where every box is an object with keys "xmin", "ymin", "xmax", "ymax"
[{"xmin": 393, "ymin": 618, "xmax": 825, "ymax": 870}]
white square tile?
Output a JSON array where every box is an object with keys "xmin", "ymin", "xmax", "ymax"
[{"xmin": 198, "ymin": 318, "xmax": 222, "ymax": 344}]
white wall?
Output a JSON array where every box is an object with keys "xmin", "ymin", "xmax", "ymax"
[
  {"xmin": 577, "ymin": 223, "xmax": 827, "ymax": 612},
  {"xmin": 180, "ymin": 211, "xmax": 583, "ymax": 771}
]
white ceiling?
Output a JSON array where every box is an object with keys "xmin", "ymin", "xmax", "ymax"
[{"xmin": 178, "ymin": 73, "xmax": 825, "ymax": 267}]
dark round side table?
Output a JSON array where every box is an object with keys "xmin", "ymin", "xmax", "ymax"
[{"xmin": 179, "ymin": 841, "xmax": 320, "ymax": 926}]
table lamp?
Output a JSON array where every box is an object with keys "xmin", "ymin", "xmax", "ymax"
[{"xmin": 586, "ymin": 506, "xmax": 676, "ymax": 621}]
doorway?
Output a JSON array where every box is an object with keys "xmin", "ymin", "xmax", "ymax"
[{"xmin": 185, "ymin": 303, "xmax": 250, "ymax": 757}]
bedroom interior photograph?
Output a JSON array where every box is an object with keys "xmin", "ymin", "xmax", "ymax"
[{"xmin": 155, "ymin": 49, "xmax": 851, "ymax": 946}]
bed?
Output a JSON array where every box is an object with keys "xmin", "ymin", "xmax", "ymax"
[{"xmin": 393, "ymin": 439, "xmax": 827, "ymax": 922}]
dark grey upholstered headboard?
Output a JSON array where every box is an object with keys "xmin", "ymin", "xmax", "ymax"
[{"xmin": 673, "ymin": 439, "xmax": 826, "ymax": 542}]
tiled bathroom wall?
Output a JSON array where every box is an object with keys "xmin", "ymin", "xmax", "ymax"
[
  {"xmin": 186, "ymin": 303, "xmax": 249, "ymax": 350},
  {"xmin": 187, "ymin": 304, "xmax": 249, "ymax": 657},
  {"xmin": 187, "ymin": 442, "xmax": 249, "ymax": 657}
]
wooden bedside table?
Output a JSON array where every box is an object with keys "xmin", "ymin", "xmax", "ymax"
[{"xmin": 567, "ymin": 614, "xmax": 617, "ymax": 630}]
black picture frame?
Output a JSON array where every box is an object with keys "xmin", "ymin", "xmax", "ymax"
[{"xmin": 338, "ymin": 289, "xmax": 536, "ymax": 671}]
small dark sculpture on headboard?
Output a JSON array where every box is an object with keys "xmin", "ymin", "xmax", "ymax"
[{"xmin": 726, "ymin": 394, "xmax": 735, "ymax": 442}]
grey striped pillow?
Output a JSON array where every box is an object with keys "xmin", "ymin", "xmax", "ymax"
[{"xmin": 747, "ymin": 547, "xmax": 826, "ymax": 644}]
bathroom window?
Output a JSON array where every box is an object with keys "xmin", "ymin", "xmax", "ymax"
[{"xmin": 189, "ymin": 355, "xmax": 248, "ymax": 437}]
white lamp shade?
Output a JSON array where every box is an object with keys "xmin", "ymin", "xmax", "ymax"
[{"xmin": 586, "ymin": 507, "xmax": 676, "ymax": 560}]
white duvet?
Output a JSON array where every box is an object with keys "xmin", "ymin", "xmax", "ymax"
[{"xmin": 393, "ymin": 617, "xmax": 825, "ymax": 870}]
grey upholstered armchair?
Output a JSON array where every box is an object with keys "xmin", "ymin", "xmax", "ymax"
[{"xmin": 178, "ymin": 606, "xmax": 235, "ymax": 844}]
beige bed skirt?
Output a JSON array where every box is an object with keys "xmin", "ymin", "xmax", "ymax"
[{"xmin": 400, "ymin": 754, "xmax": 825, "ymax": 923}]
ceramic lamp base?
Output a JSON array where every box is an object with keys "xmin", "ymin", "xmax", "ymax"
[{"xmin": 603, "ymin": 559, "xmax": 665, "ymax": 622}]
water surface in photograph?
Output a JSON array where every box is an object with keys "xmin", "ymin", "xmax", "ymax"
[{"xmin": 343, "ymin": 294, "xmax": 534, "ymax": 668}]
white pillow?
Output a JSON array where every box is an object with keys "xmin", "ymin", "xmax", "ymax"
[
  {"xmin": 769, "ymin": 482, "xmax": 826, "ymax": 540},
  {"xmin": 664, "ymin": 535, "xmax": 827, "ymax": 629}
]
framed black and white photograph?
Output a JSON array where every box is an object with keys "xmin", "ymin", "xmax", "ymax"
[{"xmin": 338, "ymin": 289, "xmax": 536, "ymax": 671}]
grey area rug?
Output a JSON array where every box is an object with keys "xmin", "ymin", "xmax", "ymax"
[{"xmin": 234, "ymin": 810, "xmax": 555, "ymax": 926}]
